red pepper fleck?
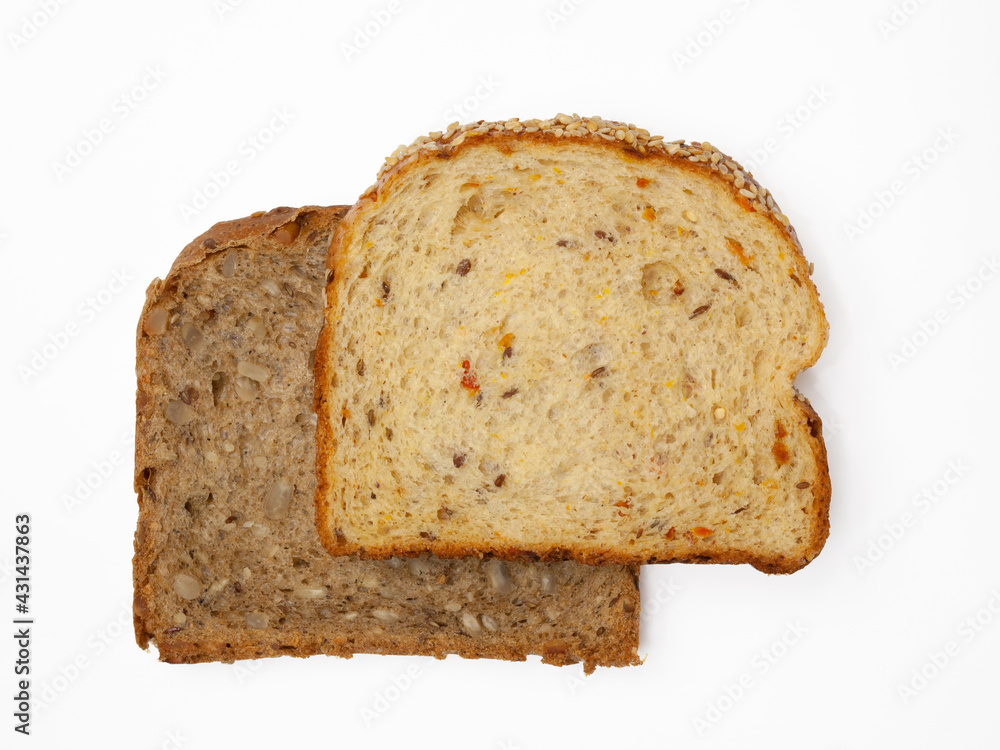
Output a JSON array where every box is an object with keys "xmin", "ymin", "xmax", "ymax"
[{"xmin": 460, "ymin": 360, "xmax": 479, "ymax": 393}]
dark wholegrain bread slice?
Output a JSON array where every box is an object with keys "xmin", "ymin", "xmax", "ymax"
[
  {"xmin": 133, "ymin": 206, "xmax": 639, "ymax": 671},
  {"xmin": 315, "ymin": 116, "xmax": 830, "ymax": 573}
]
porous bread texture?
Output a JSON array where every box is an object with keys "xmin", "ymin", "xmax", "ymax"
[
  {"xmin": 133, "ymin": 206, "xmax": 640, "ymax": 671},
  {"xmin": 316, "ymin": 119, "xmax": 830, "ymax": 573}
]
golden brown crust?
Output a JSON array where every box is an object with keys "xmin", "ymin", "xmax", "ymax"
[{"xmin": 315, "ymin": 119, "xmax": 830, "ymax": 573}]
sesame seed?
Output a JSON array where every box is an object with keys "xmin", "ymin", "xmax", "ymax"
[
  {"xmin": 367, "ymin": 114, "xmax": 796, "ymax": 243},
  {"xmin": 714, "ymin": 407, "xmax": 726, "ymax": 420}
]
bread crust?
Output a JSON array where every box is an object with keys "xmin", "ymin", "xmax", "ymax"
[
  {"xmin": 134, "ymin": 205, "xmax": 640, "ymax": 671},
  {"xmin": 315, "ymin": 120, "xmax": 830, "ymax": 573}
]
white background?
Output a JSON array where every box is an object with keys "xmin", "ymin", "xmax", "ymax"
[{"xmin": 3, "ymin": 0, "xmax": 999, "ymax": 747}]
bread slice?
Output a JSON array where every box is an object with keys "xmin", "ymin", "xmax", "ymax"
[
  {"xmin": 133, "ymin": 205, "xmax": 640, "ymax": 671},
  {"xmin": 315, "ymin": 116, "xmax": 830, "ymax": 574}
]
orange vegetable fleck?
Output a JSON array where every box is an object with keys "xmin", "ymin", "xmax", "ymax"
[
  {"xmin": 498, "ymin": 333, "xmax": 514, "ymax": 350},
  {"xmin": 375, "ymin": 298, "xmax": 383, "ymax": 307},
  {"xmin": 692, "ymin": 527, "xmax": 713, "ymax": 538},
  {"xmin": 726, "ymin": 237, "xmax": 754, "ymax": 267},
  {"xmin": 636, "ymin": 177, "xmax": 650, "ymax": 188},
  {"xmin": 772, "ymin": 441, "xmax": 790, "ymax": 465},
  {"xmin": 643, "ymin": 207, "xmax": 656, "ymax": 221}
]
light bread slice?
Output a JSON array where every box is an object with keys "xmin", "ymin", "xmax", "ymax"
[
  {"xmin": 133, "ymin": 206, "xmax": 640, "ymax": 670},
  {"xmin": 316, "ymin": 116, "xmax": 830, "ymax": 573}
]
